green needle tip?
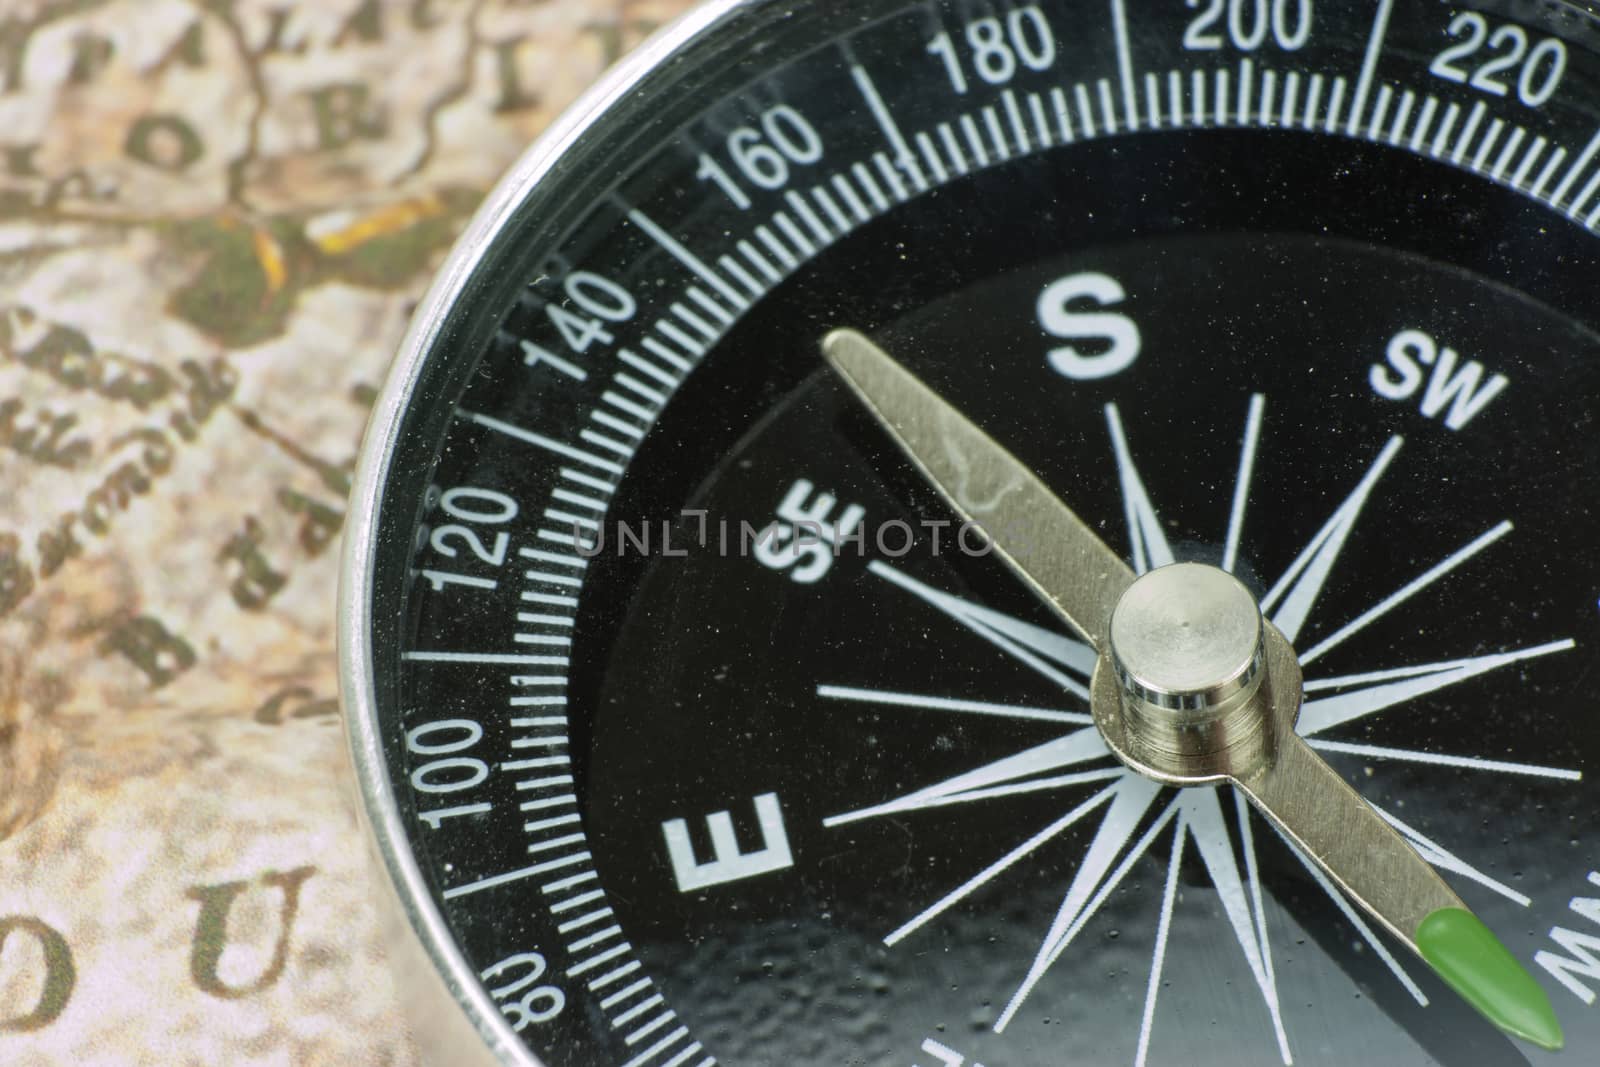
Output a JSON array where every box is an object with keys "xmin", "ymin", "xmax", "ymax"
[{"xmin": 1416, "ymin": 907, "xmax": 1564, "ymax": 1051}]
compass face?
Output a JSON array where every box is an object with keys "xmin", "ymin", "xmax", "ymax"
[{"xmin": 342, "ymin": 2, "xmax": 1600, "ymax": 1065}]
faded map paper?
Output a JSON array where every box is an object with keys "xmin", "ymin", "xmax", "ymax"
[{"xmin": 0, "ymin": 1, "xmax": 693, "ymax": 1062}]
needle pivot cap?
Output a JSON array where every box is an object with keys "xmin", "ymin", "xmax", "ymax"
[{"xmin": 1109, "ymin": 562, "xmax": 1264, "ymax": 712}]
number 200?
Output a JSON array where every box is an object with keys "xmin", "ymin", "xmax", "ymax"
[{"xmin": 1184, "ymin": 0, "xmax": 1312, "ymax": 52}]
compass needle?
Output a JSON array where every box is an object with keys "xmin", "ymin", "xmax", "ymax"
[
  {"xmin": 824, "ymin": 327, "xmax": 1136, "ymax": 647},
  {"xmin": 1095, "ymin": 560, "xmax": 1568, "ymax": 1050},
  {"xmin": 341, "ymin": 3, "xmax": 1600, "ymax": 1064},
  {"xmin": 1241, "ymin": 730, "xmax": 1563, "ymax": 1050},
  {"xmin": 828, "ymin": 329, "xmax": 1567, "ymax": 1049},
  {"xmin": 1417, "ymin": 907, "xmax": 1566, "ymax": 1051}
]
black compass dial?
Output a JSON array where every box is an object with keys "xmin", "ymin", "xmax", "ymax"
[{"xmin": 344, "ymin": 3, "xmax": 1600, "ymax": 1065}]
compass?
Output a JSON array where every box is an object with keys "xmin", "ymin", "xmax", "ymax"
[{"xmin": 340, "ymin": 1, "xmax": 1600, "ymax": 1064}]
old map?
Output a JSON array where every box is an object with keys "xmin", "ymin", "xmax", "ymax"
[{"xmin": 0, "ymin": 1, "xmax": 692, "ymax": 1062}]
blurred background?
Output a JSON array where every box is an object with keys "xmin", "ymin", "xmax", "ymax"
[{"xmin": 0, "ymin": 1, "xmax": 692, "ymax": 1062}]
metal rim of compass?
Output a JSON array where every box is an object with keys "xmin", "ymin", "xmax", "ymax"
[{"xmin": 338, "ymin": 5, "xmax": 751, "ymax": 1063}]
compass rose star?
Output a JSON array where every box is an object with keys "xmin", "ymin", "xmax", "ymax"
[{"xmin": 822, "ymin": 391, "xmax": 1580, "ymax": 1065}]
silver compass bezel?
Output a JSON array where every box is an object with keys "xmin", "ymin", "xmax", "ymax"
[{"xmin": 337, "ymin": 4, "xmax": 763, "ymax": 1063}]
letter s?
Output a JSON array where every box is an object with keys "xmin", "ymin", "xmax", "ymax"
[
  {"xmin": 1038, "ymin": 272, "xmax": 1141, "ymax": 381},
  {"xmin": 1370, "ymin": 328, "xmax": 1431, "ymax": 401}
]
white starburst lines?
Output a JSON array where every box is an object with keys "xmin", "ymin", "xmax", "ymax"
[
  {"xmin": 1106, "ymin": 402, "xmax": 1175, "ymax": 573},
  {"xmin": 1261, "ymin": 434, "xmax": 1401, "ymax": 643},
  {"xmin": 817, "ymin": 392, "xmax": 1577, "ymax": 1064},
  {"xmin": 870, "ymin": 561, "xmax": 1096, "ymax": 699},
  {"xmin": 822, "ymin": 726, "xmax": 1115, "ymax": 828}
]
